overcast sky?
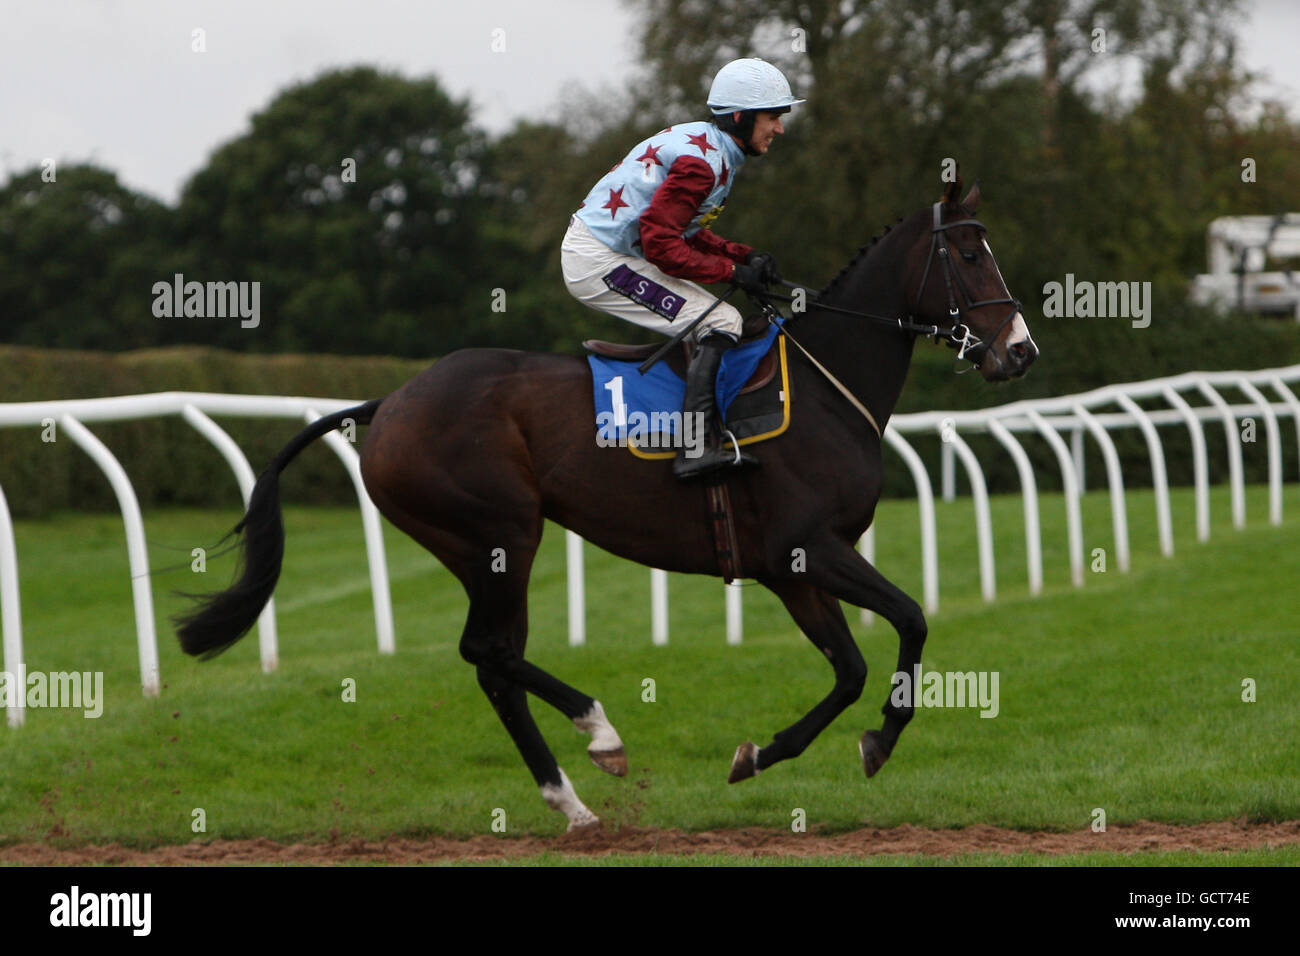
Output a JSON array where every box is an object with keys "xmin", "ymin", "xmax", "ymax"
[{"xmin": 2, "ymin": 0, "xmax": 1296, "ymax": 204}]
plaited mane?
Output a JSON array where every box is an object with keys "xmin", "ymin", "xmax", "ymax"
[{"xmin": 818, "ymin": 219, "xmax": 902, "ymax": 299}]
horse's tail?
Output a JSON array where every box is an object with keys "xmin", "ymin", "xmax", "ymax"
[{"xmin": 175, "ymin": 398, "xmax": 385, "ymax": 659}]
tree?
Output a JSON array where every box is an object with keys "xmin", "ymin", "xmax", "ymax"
[
  {"xmin": 0, "ymin": 164, "xmax": 174, "ymax": 350},
  {"xmin": 174, "ymin": 66, "xmax": 498, "ymax": 355}
]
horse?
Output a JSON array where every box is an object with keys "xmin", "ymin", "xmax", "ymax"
[{"xmin": 176, "ymin": 175, "xmax": 1037, "ymax": 830}]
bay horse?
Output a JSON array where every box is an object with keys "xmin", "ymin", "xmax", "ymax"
[{"xmin": 177, "ymin": 176, "xmax": 1037, "ymax": 830}]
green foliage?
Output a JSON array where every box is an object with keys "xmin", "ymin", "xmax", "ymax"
[
  {"xmin": 0, "ymin": 165, "xmax": 175, "ymax": 349},
  {"xmin": 173, "ymin": 66, "xmax": 497, "ymax": 355}
]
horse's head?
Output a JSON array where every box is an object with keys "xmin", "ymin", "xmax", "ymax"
[{"xmin": 906, "ymin": 176, "xmax": 1037, "ymax": 381}]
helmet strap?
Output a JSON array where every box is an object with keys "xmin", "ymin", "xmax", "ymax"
[{"xmin": 713, "ymin": 110, "xmax": 761, "ymax": 156}]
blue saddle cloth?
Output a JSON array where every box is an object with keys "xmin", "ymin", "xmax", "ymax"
[{"xmin": 588, "ymin": 321, "xmax": 782, "ymax": 439}]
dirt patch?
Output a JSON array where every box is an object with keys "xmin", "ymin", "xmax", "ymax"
[{"xmin": 3, "ymin": 820, "xmax": 1298, "ymax": 864}]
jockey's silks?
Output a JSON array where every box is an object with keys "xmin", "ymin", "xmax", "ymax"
[{"xmin": 574, "ymin": 121, "xmax": 747, "ymax": 260}]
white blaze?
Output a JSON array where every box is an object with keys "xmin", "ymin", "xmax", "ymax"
[
  {"xmin": 1007, "ymin": 313, "xmax": 1035, "ymax": 348},
  {"xmin": 982, "ymin": 238, "xmax": 1035, "ymax": 350}
]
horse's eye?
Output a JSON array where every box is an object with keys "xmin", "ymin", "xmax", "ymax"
[{"xmin": 961, "ymin": 250, "xmax": 978, "ymax": 263}]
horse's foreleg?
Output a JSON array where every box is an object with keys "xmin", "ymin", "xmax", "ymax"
[
  {"xmin": 814, "ymin": 542, "xmax": 928, "ymax": 777},
  {"xmin": 728, "ymin": 580, "xmax": 867, "ymax": 782}
]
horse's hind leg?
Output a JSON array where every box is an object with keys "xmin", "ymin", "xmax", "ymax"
[
  {"xmin": 475, "ymin": 667, "xmax": 599, "ymax": 830},
  {"xmin": 363, "ymin": 414, "xmax": 625, "ymax": 826},
  {"xmin": 460, "ymin": 564, "xmax": 627, "ymax": 765},
  {"xmin": 728, "ymin": 580, "xmax": 867, "ymax": 781},
  {"xmin": 496, "ymin": 661, "xmax": 627, "ymax": 777},
  {"xmin": 362, "ymin": 482, "xmax": 625, "ymax": 829},
  {"xmin": 459, "ymin": 564, "xmax": 627, "ymax": 829}
]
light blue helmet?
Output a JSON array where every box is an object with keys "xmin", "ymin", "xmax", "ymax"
[{"xmin": 707, "ymin": 58, "xmax": 805, "ymax": 114}]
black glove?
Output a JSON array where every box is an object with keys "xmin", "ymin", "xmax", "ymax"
[
  {"xmin": 731, "ymin": 260, "xmax": 768, "ymax": 295},
  {"xmin": 744, "ymin": 251, "xmax": 782, "ymax": 287}
]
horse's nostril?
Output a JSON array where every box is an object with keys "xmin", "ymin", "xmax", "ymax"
[{"xmin": 1004, "ymin": 341, "xmax": 1037, "ymax": 375}]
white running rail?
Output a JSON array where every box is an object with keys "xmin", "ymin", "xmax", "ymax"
[
  {"xmin": 0, "ymin": 393, "xmax": 387, "ymax": 727},
  {"xmin": 2, "ymin": 364, "xmax": 1297, "ymax": 726}
]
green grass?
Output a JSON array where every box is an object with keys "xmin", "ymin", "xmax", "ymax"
[{"xmin": 0, "ymin": 481, "xmax": 1297, "ymax": 855}]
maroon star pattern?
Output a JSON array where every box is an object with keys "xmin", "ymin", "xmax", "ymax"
[
  {"xmin": 602, "ymin": 186, "xmax": 630, "ymax": 218},
  {"xmin": 635, "ymin": 142, "xmax": 663, "ymax": 168},
  {"xmin": 719, "ymin": 160, "xmax": 729, "ymax": 186},
  {"xmin": 685, "ymin": 131, "xmax": 715, "ymax": 156}
]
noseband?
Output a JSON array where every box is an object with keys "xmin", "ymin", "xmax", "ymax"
[{"xmin": 913, "ymin": 201, "xmax": 1022, "ymax": 367}]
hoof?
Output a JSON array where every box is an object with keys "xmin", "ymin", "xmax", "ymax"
[
  {"xmin": 565, "ymin": 814, "xmax": 602, "ymax": 834},
  {"xmin": 859, "ymin": 730, "xmax": 891, "ymax": 778},
  {"xmin": 589, "ymin": 746, "xmax": 627, "ymax": 777},
  {"xmin": 728, "ymin": 741, "xmax": 760, "ymax": 783}
]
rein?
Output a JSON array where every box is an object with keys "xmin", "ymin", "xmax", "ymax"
[{"xmin": 759, "ymin": 299, "xmax": 882, "ymax": 438}]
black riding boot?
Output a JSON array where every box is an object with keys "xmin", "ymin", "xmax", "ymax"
[{"xmin": 673, "ymin": 332, "xmax": 759, "ymax": 480}]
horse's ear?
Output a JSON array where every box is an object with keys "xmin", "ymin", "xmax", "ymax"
[
  {"xmin": 961, "ymin": 181, "xmax": 981, "ymax": 212},
  {"xmin": 942, "ymin": 172, "xmax": 962, "ymax": 208}
]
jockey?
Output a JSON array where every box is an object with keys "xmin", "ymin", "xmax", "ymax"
[{"xmin": 562, "ymin": 57, "xmax": 804, "ymax": 479}]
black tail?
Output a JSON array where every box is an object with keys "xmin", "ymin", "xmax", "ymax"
[{"xmin": 175, "ymin": 399, "xmax": 385, "ymax": 659}]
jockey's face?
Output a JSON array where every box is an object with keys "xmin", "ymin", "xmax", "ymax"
[{"xmin": 744, "ymin": 110, "xmax": 786, "ymax": 155}]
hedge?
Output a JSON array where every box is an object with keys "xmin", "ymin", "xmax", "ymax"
[
  {"xmin": 2, "ymin": 299, "xmax": 1298, "ymax": 517},
  {"xmin": 0, "ymin": 346, "xmax": 429, "ymax": 518}
]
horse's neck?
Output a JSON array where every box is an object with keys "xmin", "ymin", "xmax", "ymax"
[{"xmin": 794, "ymin": 229, "xmax": 920, "ymax": 432}]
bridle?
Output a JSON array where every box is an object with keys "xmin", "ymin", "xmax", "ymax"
[
  {"xmin": 763, "ymin": 201, "xmax": 1022, "ymax": 370},
  {"xmin": 749, "ymin": 200, "xmax": 1024, "ymax": 438},
  {"xmin": 912, "ymin": 201, "xmax": 1022, "ymax": 367}
]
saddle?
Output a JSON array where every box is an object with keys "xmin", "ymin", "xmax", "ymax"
[
  {"xmin": 581, "ymin": 312, "xmax": 779, "ymax": 394},
  {"xmin": 581, "ymin": 338, "xmax": 780, "ymax": 396},
  {"xmin": 582, "ymin": 315, "xmax": 789, "ymax": 583}
]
